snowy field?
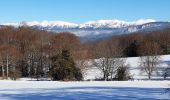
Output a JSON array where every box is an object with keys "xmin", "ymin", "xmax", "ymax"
[
  {"xmin": 0, "ymin": 55, "xmax": 170, "ymax": 100},
  {"xmin": 84, "ymin": 55, "xmax": 170, "ymax": 80},
  {"xmin": 0, "ymin": 81, "xmax": 169, "ymax": 100}
]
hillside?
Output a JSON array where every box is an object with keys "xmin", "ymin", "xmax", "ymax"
[{"xmin": 84, "ymin": 55, "xmax": 170, "ymax": 80}]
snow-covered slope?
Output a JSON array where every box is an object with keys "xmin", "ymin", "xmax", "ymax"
[
  {"xmin": 79, "ymin": 19, "xmax": 156, "ymax": 28},
  {"xmin": 83, "ymin": 55, "xmax": 170, "ymax": 80},
  {"xmin": 79, "ymin": 20, "xmax": 129, "ymax": 28},
  {"xmin": 27, "ymin": 21, "xmax": 78, "ymax": 28},
  {"xmin": 3, "ymin": 21, "xmax": 78, "ymax": 28}
]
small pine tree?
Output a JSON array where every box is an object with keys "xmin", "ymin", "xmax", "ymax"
[{"xmin": 51, "ymin": 49, "xmax": 82, "ymax": 81}]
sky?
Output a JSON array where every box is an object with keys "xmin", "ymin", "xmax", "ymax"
[{"xmin": 0, "ymin": 0, "xmax": 170, "ymax": 23}]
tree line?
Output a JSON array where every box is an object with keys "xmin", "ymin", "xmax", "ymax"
[
  {"xmin": 0, "ymin": 26, "xmax": 89, "ymax": 80},
  {"xmin": 0, "ymin": 26, "xmax": 170, "ymax": 80}
]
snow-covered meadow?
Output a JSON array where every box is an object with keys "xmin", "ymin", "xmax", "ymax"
[
  {"xmin": 0, "ymin": 55, "xmax": 170, "ymax": 100},
  {"xmin": 84, "ymin": 55, "xmax": 170, "ymax": 80},
  {"xmin": 0, "ymin": 81, "xmax": 169, "ymax": 100}
]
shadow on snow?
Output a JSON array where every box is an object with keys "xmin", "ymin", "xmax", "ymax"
[{"xmin": 0, "ymin": 87, "xmax": 169, "ymax": 100}]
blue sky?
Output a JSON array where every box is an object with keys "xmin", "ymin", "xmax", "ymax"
[{"xmin": 0, "ymin": 0, "xmax": 170, "ymax": 23}]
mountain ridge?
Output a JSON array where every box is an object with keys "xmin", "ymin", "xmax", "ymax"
[
  {"xmin": 2, "ymin": 19, "xmax": 156, "ymax": 28},
  {"xmin": 1, "ymin": 19, "xmax": 170, "ymax": 42}
]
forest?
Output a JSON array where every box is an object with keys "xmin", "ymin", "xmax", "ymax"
[{"xmin": 0, "ymin": 26, "xmax": 170, "ymax": 80}]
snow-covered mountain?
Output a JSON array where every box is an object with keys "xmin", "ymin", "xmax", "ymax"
[
  {"xmin": 2, "ymin": 19, "xmax": 156, "ymax": 29},
  {"xmin": 3, "ymin": 21, "xmax": 79, "ymax": 28},
  {"xmin": 1, "ymin": 19, "xmax": 170, "ymax": 42},
  {"xmin": 79, "ymin": 19, "xmax": 156, "ymax": 28}
]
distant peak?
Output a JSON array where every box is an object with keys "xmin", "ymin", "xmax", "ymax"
[
  {"xmin": 79, "ymin": 19, "xmax": 156, "ymax": 28},
  {"xmin": 131, "ymin": 19, "xmax": 156, "ymax": 25},
  {"xmin": 1, "ymin": 19, "xmax": 156, "ymax": 28},
  {"xmin": 25, "ymin": 20, "xmax": 79, "ymax": 28}
]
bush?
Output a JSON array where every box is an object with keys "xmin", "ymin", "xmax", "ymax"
[{"xmin": 115, "ymin": 65, "xmax": 131, "ymax": 81}]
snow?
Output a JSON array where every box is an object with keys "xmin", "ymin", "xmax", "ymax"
[
  {"xmin": 0, "ymin": 81, "xmax": 169, "ymax": 89},
  {"xmin": 1, "ymin": 19, "xmax": 156, "ymax": 29},
  {"xmin": 84, "ymin": 55, "xmax": 170, "ymax": 80},
  {"xmin": 80, "ymin": 19, "xmax": 156, "ymax": 28},
  {"xmin": 0, "ymin": 55, "xmax": 170, "ymax": 99},
  {"xmin": 2, "ymin": 23, "xmax": 19, "ymax": 27},
  {"xmin": 26, "ymin": 20, "xmax": 79, "ymax": 28},
  {"xmin": 79, "ymin": 20, "xmax": 129, "ymax": 28},
  {"xmin": 0, "ymin": 81, "xmax": 169, "ymax": 100},
  {"xmin": 2, "ymin": 21, "xmax": 79, "ymax": 28},
  {"xmin": 131, "ymin": 19, "xmax": 156, "ymax": 25},
  {"xmin": 0, "ymin": 87, "xmax": 169, "ymax": 100}
]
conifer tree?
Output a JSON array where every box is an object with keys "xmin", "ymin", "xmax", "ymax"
[{"xmin": 51, "ymin": 49, "xmax": 82, "ymax": 81}]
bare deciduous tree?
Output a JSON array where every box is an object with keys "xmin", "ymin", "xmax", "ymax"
[
  {"xmin": 139, "ymin": 40, "xmax": 161, "ymax": 80},
  {"xmin": 0, "ymin": 45, "xmax": 21, "ymax": 79},
  {"xmin": 93, "ymin": 40, "xmax": 125, "ymax": 81}
]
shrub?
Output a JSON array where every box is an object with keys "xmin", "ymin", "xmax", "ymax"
[{"xmin": 115, "ymin": 65, "xmax": 131, "ymax": 81}]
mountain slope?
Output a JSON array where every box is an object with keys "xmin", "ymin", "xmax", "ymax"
[{"xmin": 1, "ymin": 19, "xmax": 170, "ymax": 42}]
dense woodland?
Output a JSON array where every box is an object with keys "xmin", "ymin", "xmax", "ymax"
[{"xmin": 0, "ymin": 26, "xmax": 170, "ymax": 80}]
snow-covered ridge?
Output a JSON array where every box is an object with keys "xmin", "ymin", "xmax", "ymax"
[
  {"xmin": 130, "ymin": 19, "xmax": 156, "ymax": 25},
  {"xmin": 3, "ymin": 21, "xmax": 79, "ymax": 28},
  {"xmin": 80, "ymin": 19, "xmax": 156, "ymax": 28},
  {"xmin": 1, "ymin": 19, "xmax": 156, "ymax": 29},
  {"xmin": 2, "ymin": 19, "xmax": 170, "ymax": 42},
  {"xmin": 27, "ymin": 21, "xmax": 79, "ymax": 28},
  {"xmin": 79, "ymin": 20, "xmax": 129, "ymax": 28}
]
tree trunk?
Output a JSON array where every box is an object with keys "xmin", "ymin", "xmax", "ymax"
[
  {"xmin": 149, "ymin": 75, "xmax": 151, "ymax": 80},
  {"xmin": 110, "ymin": 71, "xmax": 113, "ymax": 81},
  {"xmin": 2, "ymin": 65, "xmax": 5, "ymax": 79},
  {"xmin": 148, "ymin": 72, "xmax": 151, "ymax": 80},
  {"xmin": 6, "ymin": 55, "xmax": 9, "ymax": 79},
  {"xmin": 104, "ymin": 73, "xmax": 107, "ymax": 81}
]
